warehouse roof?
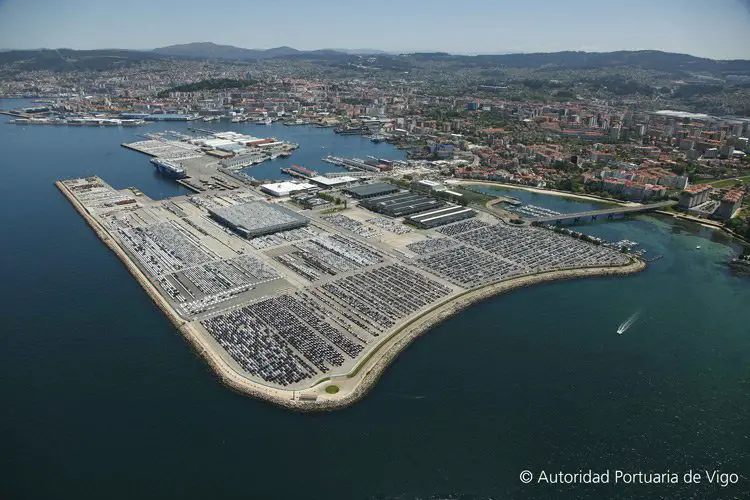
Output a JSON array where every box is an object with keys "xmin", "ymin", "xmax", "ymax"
[
  {"xmin": 209, "ymin": 201, "xmax": 308, "ymax": 237},
  {"xmin": 345, "ymin": 183, "xmax": 399, "ymax": 197},
  {"xmin": 309, "ymin": 175, "xmax": 358, "ymax": 187},
  {"xmin": 409, "ymin": 206, "xmax": 475, "ymax": 223}
]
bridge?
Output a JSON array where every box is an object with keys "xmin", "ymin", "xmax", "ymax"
[{"xmin": 528, "ymin": 201, "xmax": 676, "ymax": 225}]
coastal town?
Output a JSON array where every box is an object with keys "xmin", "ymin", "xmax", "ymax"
[
  {"xmin": 3, "ymin": 46, "xmax": 750, "ymax": 408},
  {"xmin": 4, "ymin": 0, "xmax": 750, "ymax": 495},
  {"xmin": 2, "ymin": 45, "xmax": 750, "ymax": 408},
  {"xmin": 2, "ymin": 50, "xmax": 749, "ymax": 241}
]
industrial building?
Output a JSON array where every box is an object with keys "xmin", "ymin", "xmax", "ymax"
[
  {"xmin": 406, "ymin": 206, "xmax": 477, "ymax": 229},
  {"xmin": 309, "ymin": 175, "xmax": 358, "ymax": 188},
  {"xmin": 220, "ymin": 152, "xmax": 265, "ymax": 169},
  {"xmin": 411, "ymin": 179, "xmax": 447, "ymax": 192},
  {"xmin": 260, "ymin": 181, "xmax": 316, "ymax": 197},
  {"xmin": 292, "ymin": 193, "xmax": 331, "ymax": 209},
  {"xmin": 209, "ymin": 201, "xmax": 309, "ymax": 238},
  {"xmin": 344, "ymin": 183, "xmax": 400, "ymax": 199},
  {"xmin": 360, "ymin": 191, "xmax": 445, "ymax": 217}
]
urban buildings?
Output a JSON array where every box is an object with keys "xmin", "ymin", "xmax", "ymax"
[{"xmin": 678, "ymin": 185, "xmax": 712, "ymax": 209}]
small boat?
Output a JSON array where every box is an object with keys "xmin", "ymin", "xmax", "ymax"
[
  {"xmin": 696, "ymin": 245, "xmax": 701, "ymax": 249},
  {"xmin": 617, "ymin": 311, "xmax": 640, "ymax": 335}
]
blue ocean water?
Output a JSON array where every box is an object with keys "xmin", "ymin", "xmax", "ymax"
[{"xmin": 1, "ymin": 98, "xmax": 748, "ymax": 499}]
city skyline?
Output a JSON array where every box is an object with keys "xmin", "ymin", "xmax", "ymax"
[{"xmin": 1, "ymin": 0, "xmax": 750, "ymax": 60}]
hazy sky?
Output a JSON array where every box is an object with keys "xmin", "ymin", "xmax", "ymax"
[{"xmin": 1, "ymin": 0, "xmax": 750, "ymax": 59}]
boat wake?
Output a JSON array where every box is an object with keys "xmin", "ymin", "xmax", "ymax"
[{"xmin": 617, "ymin": 311, "xmax": 641, "ymax": 334}]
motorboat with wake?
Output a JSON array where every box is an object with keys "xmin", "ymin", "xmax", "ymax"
[{"xmin": 617, "ymin": 311, "xmax": 640, "ymax": 334}]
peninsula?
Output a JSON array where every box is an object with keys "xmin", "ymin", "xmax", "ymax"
[{"xmin": 57, "ymin": 169, "xmax": 643, "ymax": 410}]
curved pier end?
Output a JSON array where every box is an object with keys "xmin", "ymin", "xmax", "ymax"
[
  {"xmin": 56, "ymin": 180, "xmax": 645, "ymax": 411},
  {"xmin": 303, "ymin": 258, "xmax": 646, "ymax": 411}
]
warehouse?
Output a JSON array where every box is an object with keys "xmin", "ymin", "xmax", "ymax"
[
  {"xmin": 360, "ymin": 191, "xmax": 445, "ymax": 217},
  {"xmin": 209, "ymin": 201, "xmax": 309, "ymax": 238},
  {"xmin": 344, "ymin": 183, "xmax": 400, "ymax": 199},
  {"xmin": 407, "ymin": 206, "xmax": 476, "ymax": 229},
  {"xmin": 309, "ymin": 175, "xmax": 358, "ymax": 188},
  {"xmin": 260, "ymin": 181, "xmax": 316, "ymax": 197}
]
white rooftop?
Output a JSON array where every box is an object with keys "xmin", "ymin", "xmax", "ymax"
[
  {"xmin": 261, "ymin": 181, "xmax": 316, "ymax": 197},
  {"xmin": 309, "ymin": 175, "xmax": 358, "ymax": 186}
]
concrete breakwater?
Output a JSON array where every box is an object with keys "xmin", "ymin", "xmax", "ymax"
[{"xmin": 308, "ymin": 259, "xmax": 646, "ymax": 412}]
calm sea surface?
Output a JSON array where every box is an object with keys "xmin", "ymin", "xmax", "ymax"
[{"xmin": 1, "ymin": 99, "xmax": 749, "ymax": 499}]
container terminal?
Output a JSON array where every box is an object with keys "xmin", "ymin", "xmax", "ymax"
[{"xmin": 57, "ymin": 158, "xmax": 642, "ymax": 409}]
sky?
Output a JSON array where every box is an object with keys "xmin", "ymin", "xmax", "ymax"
[{"xmin": 1, "ymin": 0, "xmax": 750, "ymax": 59}]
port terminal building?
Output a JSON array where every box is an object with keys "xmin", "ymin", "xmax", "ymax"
[
  {"xmin": 260, "ymin": 181, "xmax": 316, "ymax": 198},
  {"xmin": 309, "ymin": 175, "xmax": 358, "ymax": 189},
  {"xmin": 209, "ymin": 201, "xmax": 309, "ymax": 238},
  {"xmin": 360, "ymin": 191, "xmax": 445, "ymax": 217}
]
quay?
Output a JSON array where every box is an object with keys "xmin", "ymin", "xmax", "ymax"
[{"xmin": 57, "ymin": 170, "xmax": 645, "ymax": 411}]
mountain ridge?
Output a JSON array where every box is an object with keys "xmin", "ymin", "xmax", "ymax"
[{"xmin": 2, "ymin": 45, "xmax": 750, "ymax": 77}]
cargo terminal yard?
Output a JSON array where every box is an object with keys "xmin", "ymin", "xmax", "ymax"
[
  {"xmin": 121, "ymin": 130, "xmax": 299, "ymax": 192},
  {"xmin": 57, "ymin": 174, "xmax": 644, "ymax": 410}
]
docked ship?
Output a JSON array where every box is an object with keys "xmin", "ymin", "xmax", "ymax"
[
  {"xmin": 151, "ymin": 158, "xmax": 187, "ymax": 179},
  {"xmin": 370, "ymin": 134, "xmax": 386, "ymax": 143},
  {"xmin": 283, "ymin": 164, "xmax": 318, "ymax": 178},
  {"xmin": 283, "ymin": 119, "xmax": 308, "ymax": 126},
  {"xmin": 334, "ymin": 126, "xmax": 366, "ymax": 135}
]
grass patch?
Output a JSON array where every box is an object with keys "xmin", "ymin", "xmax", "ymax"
[
  {"xmin": 325, "ymin": 385, "xmax": 340, "ymax": 394},
  {"xmin": 444, "ymin": 185, "xmax": 494, "ymax": 204},
  {"xmin": 695, "ymin": 176, "xmax": 750, "ymax": 188},
  {"xmin": 320, "ymin": 207, "xmax": 346, "ymax": 214}
]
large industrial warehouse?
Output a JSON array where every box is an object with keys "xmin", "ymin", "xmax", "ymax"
[
  {"xmin": 209, "ymin": 201, "xmax": 309, "ymax": 238},
  {"xmin": 344, "ymin": 183, "xmax": 400, "ymax": 199},
  {"xmin": 360, "ymin": 191, "xmax": 445, "ymax": 217},
  {"xmin": 406, "ymin": 205, "xmax": 477, "ymax": 229}
]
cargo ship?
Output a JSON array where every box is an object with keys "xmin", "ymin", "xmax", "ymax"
[
  {"xmin": 334, "ymin": 126, "xmax": 366, "ymax": 135},
  {"xmin": 282, "ymin": 164, "xmax": 318, "ymax": 179},
  {"xmin": 151, "ymin": 158, "xmax": 187, "ymax": 179}
]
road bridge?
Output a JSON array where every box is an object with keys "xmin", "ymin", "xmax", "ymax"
[{"xmin": 529, "ymin": 201, "xmax": 676, "ymax": 225}]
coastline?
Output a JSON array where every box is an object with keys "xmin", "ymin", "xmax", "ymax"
[
  {"xmin": 311, "ymin": 259, "xmax": 646, "ymax": 411},
  {"xmin": 57, "ymin": 180, "xmax": 646, "ymax": 411},
  {"xmin": 655, "ymin": 210, "xmax": 750, "ymax": 245}
]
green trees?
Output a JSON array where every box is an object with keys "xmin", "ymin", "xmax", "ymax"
[
  {"xmin": 157, "ymin": 79, "xmax": 254, "ymax": 97},
  {"xmin": 726, "ymin": 216, "xmax": 750, "ymax": 239},
  {"xmin": 557, "ymin": 177, "xmax": 581, "ymax": 192}
]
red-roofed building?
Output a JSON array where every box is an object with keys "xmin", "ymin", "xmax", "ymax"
[
  {"xmin": 678, "ymin": 184, "xmax": 712, "ymax": 209},
  {"xmin": 715, "ymin": 189, "xmax": 744, "ymax": 220}
]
